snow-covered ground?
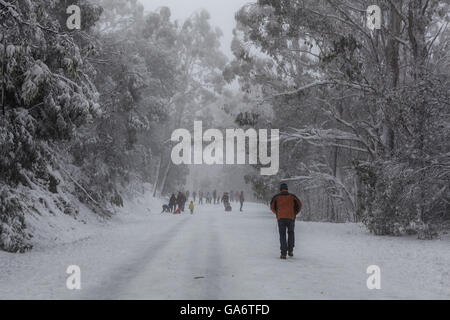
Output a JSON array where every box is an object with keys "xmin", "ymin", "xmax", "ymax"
[{"xmin": 0, "ymin": 193, "xmax": 449, "ymax": 300}]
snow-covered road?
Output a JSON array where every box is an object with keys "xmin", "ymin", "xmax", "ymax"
[{"xmin": 1, "ymin": 199, "xmax": 449, "ymax": 300}]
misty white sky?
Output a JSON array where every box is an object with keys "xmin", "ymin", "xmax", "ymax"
[{"xmin": 140, "ymin": 0, "xmax": 251, "ymax": 59}]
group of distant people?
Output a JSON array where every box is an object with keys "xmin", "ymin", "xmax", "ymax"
[
  {"xmin": 220, "ymin": 191, "xmax": 245, "ymax": 212},
  {"xmin": 164, "ymin": 191, "xmax": 188, "ymax": 214},
  {"xmin": 161, "ymin": 182, "xmax": 305, "ymax": 260},
  {"xmin": 162, "ymin": 189, "xmax": 245, "ymax": 213}
]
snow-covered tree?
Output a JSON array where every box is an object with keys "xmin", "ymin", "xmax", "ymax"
[
  {"xmin": 0, "ymin": 0, "xmax": 103, "ymax": 251},
  {"xmin": 226, "ymin": 0, "xmax": 450, "ymax": 234}
]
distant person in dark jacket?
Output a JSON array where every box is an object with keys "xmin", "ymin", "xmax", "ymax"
[
  {"xmin": 199, "ymin": 191, "xmax": 203, "ymax": 204},
  {"xmin": 221, "ymin": 192, "xmax": 230, "ymax": 210},
  {"xmin": 270, "ymin": 183, "xmax": 302, "ymax": 260},
  {"xmin": 239, "ymin": 191, "xmax": 244, "ymax": 212},
  {"xmin": 169, "ymin": 194, "xmax": 177, "ymax": 212},
  {"xmin": 213, "ymin": 190, "xmax": 217, "ymax": 204},
  {"xmin": 177, "ymin": 191, "xmax": 186, "ymax": 212},
  {"xmin": 193, "ymin": 191, "xmax": 197, "ymax": 202}
]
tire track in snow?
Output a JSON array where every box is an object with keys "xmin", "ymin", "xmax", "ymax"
[
  {"xmin": 203, "ymin": 209, "xmax": 224, "ymax": 299},
  {"xmin": 169, "ymin": 205, "xmax": 226, "ymax": 299},
  {"xmin": 173, "ymin": 206, "xmax": 224, "ymax": 299},
  {"xmin": 80, "ymin": 215, "xmax": 191, "ymax": 299}
]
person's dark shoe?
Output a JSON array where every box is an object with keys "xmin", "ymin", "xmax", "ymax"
[
  {"xmin": 288, "ymin": 251, "xmax": 294, "ymax": 257},
  {"xmin": 280, "ymin": 255, "xmax": 287, "ymax": 260}
]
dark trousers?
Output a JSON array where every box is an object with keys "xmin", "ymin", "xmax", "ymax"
[
  {"xmin": 278, "ymin": 218, "xmax": 295, "ymax": 255},
  {"xmin": 240, "ymin": 202, "xmax": 243, "ymax": 211}
]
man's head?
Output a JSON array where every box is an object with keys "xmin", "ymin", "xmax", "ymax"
[{"xmin": 280, "ymin": 183, "xmax": 288, "ymax": 191}]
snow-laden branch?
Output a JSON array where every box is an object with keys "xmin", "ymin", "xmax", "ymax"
[
  {"xmin": 313, "ymin": 97, "xmax": 378, "ymax": 158},
  {"xmin": 283, "ymin": 164, "xmax": 356, "ymax": 209},
  {"xmin": 270, "ymin": 80, "xmax": 375, "ymax": 100},
  {"xmin": 282, "ymin": 127, "xmax": 370, "ymax": 154},
  {"xmin": 0, "ymin": 0, "xmax": 58, "ymax": 34},
  {"xmin": 44, "ymin": 145, "xmax": 101, "ymax": 208},
  {"xmin": 271, "ymin": 81, "xmax": 333, "ymax": 98}
]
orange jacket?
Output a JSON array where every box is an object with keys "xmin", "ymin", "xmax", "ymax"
[{"xmin": 270, "ymin": 191, "xmax": 302, "ymax": 220}]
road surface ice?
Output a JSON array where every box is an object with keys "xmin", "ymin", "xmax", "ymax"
[{"xmin": 0, "ymin": 195, "xmax": 449, "ymax": 300}]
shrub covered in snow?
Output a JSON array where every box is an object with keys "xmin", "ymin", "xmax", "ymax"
[
  {"xmin": 0, "ymin": 0, "xmax": 103, "ymax": 252},
  {"xmin": 0, "ymin": 188, "xmax": 32, "ymax": 253}
]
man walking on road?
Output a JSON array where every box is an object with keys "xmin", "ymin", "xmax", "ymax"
[{"xmin": 270, "ymin": 183, "xmax": 302, "ymax": 260}]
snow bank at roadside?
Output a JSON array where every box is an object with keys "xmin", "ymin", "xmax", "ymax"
[
  {"xmin": 0, "ymin": 201, "xmax": 448, "ymax": 299},
  {"xmin": 5, "ymin": 181, "xmax": 163, "ymax": 252}
]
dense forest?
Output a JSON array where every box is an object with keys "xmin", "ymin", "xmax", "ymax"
[
  {"xmin": 1, "ymin": 0, "xmax": 449, "ymax": 253},
  {"xmin": 0, "ymin": 0, "xmax": 231, "ymax": 252},
  {"xmin": 226, "ymin": 0, "xmax": 450, "ymax": 238}
]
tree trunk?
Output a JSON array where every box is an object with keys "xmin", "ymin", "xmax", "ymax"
[
  {"xmin": 2, "ymin": 36, "xmax": 6, "ymax": 116},
  {"xmin": 152, "ymin": 154, "xmax": 162, "ymax": 197},
  {"xmin": 159, "ymin": 160, "xmax": 172, "ymax": 197},
  {"xmin": 382, "ymin": 0, "xmax": 402, "ymax": 153},
  {"xmin": 407, "ymin": 0, "xmax": 429, "ymax": 224}
]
